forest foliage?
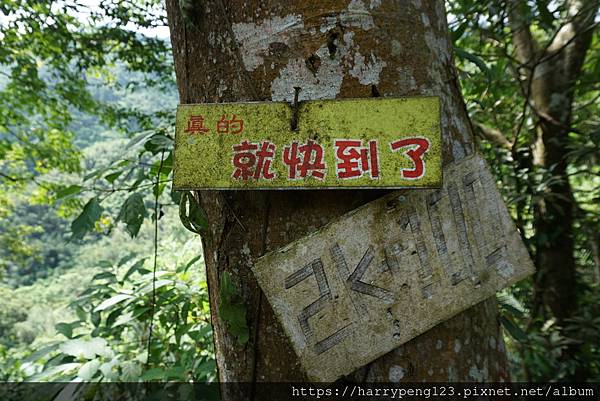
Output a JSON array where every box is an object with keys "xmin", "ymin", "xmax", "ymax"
[{"xmin": 0, "ymin": 0, "xmax": 598, "ymax": 385}]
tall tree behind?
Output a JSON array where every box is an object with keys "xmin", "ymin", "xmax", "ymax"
[
  {"xmin": 166, "ymin": 0, "xmax": 509, "ymax": 397},
  {"xmin": 449, "ymin": 0, "xmax": 599, "ymax": 380},
  {"xmin": 508, "ymin": 0, "xmax": 599, "ymax": 323}
]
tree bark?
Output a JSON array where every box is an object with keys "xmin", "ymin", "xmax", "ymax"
[
  {"xmin": 166, "ymin": 0, "xmax": 509, "ymax": 397},
  {"xmin": 508, "ymin": 0, "xmax": 599, "ymax": 323}
]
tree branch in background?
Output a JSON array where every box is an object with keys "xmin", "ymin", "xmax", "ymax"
[
  {"xmin": 0, "ymin": 172, "xmax": 19, "ymax": 182},
  {"xmin": 507, "ymin": 0, "xmax": 538, "ymax": 71},
  {"xmin": 546, "ymin": 0, "xmax": 600, "ymax": 80},
  {"xmin": 473, "ymin": 122, "xmax": 512, "ymax": 149}
]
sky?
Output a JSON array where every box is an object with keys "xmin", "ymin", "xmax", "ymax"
[
  {"xmin": 75, "ymin": 0, "xmax": 171, "ymax": 39},
  {"xmin": 0, "ymin": 0, "xmax": 171, "ymax": 40}
]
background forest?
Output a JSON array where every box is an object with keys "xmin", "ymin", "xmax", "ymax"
[{"xmin": 0, "ymin": 0, "xmax": 598, "ymax": 385}]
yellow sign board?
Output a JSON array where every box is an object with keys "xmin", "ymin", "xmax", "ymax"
[{"xmin": 173, "ymin": 97, "xmax": 441, "ymax": 189}]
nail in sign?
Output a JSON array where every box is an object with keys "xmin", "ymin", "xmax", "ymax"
[
  {"xmin": 173, "ymin": 97, "xmax": 441, "ymax": 189},
  {"xmin": 252, "ymin": 154, "xmax": 535, "ymax": 382}
]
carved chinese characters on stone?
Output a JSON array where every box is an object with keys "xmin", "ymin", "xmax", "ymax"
[
  {"xmin": 252, "ymin": 154, "xmax": 535, "ymax": 382},
  {"xmin": 173, "ymin": 97, "xmax": 441, "ymax": 189}
]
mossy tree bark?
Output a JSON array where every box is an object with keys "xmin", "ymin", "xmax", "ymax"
[{"xmin": 166, "ymin": 0, "xmax": 509, "ymax": 398}]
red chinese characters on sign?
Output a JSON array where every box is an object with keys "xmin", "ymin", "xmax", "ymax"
[
  {"xmin": 217, "ymin": 114, "xmax": 244, "ymax": 134},
  {"xmin": 390, "ymin": 137, "xmax": 430, "ymax": 180},
  {"xmin": 229, "ymin": 136, "xmax": 431, "ymax": 183},
  {"xmin": 232, "ymin": 140, "xmax": 277, "ymax": 181},
  {"xmin": 283, "ymin": 140, "xmax": 327, "ymax": 180},
  {"xmin": 334, "ymin": 139, "xmax": 380, "ymax": 179},
  {"xmin": 184, "ymin": 115, "xmax": 210, "ymax": 134},
  {"xmin": 185, "ymin": 115, "xmax": 245, "ymax": 135}
]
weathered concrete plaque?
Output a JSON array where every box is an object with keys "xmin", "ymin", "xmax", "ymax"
[
  {"xmin": 252, "ymin": 154, "xmax": 535, "ymax": 382},
  {"xmin": 173, "ymin": 97, "xmax": 441, "ymax": 189}
]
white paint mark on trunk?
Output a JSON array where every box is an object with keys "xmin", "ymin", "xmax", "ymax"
[
  {"xmin": 340, "ymin": 0, "xmax": 375, "ymax": 30},
  {"xmin": 349, "ymin": 52, "xmax": 387, "ymax": 85},
  {"xmin": 217, "ymin": 81, "xmax": 228, "ymax": 97},
  {"xmin": 270, "ymin": 44, "xmax": 346, "ymax": 101},
  {"xmin": 271, "ymin": 24, "xmax": 386, "ymax": 101},
  {"xmin": 320, "ymin": 15, "xmax": 338, "ymax": 33},
  {"xmin": 369, "ymin": 0, "xmax": 382, "ymax": 9},
  {"xmin": 232, "ymin": 15, "xmax": 304, "ymax": 72}
]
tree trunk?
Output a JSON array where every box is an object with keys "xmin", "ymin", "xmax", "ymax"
[
  {"xmin": 166, "ymin": 0, "xmax": 509, "ymax": 397},
  {"xmin": 509, "ymin": 0, "xmax": 599, "ymax": 323}
]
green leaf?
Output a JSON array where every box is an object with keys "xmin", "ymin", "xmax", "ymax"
[
  {"xmin": 500, "ymin": 315, "xmax": 528, "ymax": 342},
  {"xmin": 94, "ymin": 293, "xmax": 134, "ymax": 312},
  {"xmin": 71, "ymin": 197, "xmax": 103, "ymax": 240},
  {"xmin": 92, "ymin": 271, "xmax": 117, "ymax": 282},
  {"xmin": 78, "ymin": 359, "xmax": 101, "ymax": 380},
  {"xmin": 104, "ymin": 171, "xmax": 123, "ymax": 183},
  {"xmin": 451, "ymin": 22, "xmax": 467, "ymax": 42},
  {"xmin": 55, "ymin": 322, "xmax": 79, "ymax": 339},
  {"xmin": 29, "ymin": 363, "xmax": 81, "ymax": 381},
  {"xmin": 454, "ymin": 47, "xmax": 492, "ymax": 86},
  {"xmin": 178, "ymin": 254, "xmax": 202, "ymax": 273},
  {"xmin": 144, "ymin": 133, "xmax": 173, "ymax": 154},
  {"xmin": 170, "ymin": 189, "xmax": 182, "ymax": 205},
  {"xmin": 117, "ymin": 254, "xmax": 137, "ymax": 267},
  {"xmin": 150, "ymin": 152, "xmax": 172, "ymax": 178},
  {"xmin": 175, "ymin": 323, "xmax": 194, "ymax": 344},
  {"xmin": 91, "ymin": 312, "xmax": 102, "ymax": 328},
  {"xmin": 59, "ymin": 338, "xmax": 112, "ymax": 360},
  {"xmin": 196, "ymin": 359, "xmax": 216, "ymax": 379},
  {"xmin": 117, "ymin": 192, "xmax": 146, "ymax": 238},
  {"xmin": 126, "ymin": 130, "xmax": 155, "ymax": 149},
  {"xmin": 113, "ymin": 306, "xmax": 152, "ymax": 328},
  {"xmin": 23, "ymin": 342, "xmax": 60, "ymax": 363},
  {"xmin": 97, "ymin": 260, "xmax": 113, "ymax": 268},
  {"xmin": 218, "ymin": 271, "xmax": 249, "ymax": 345},
  {"xmin": 122, "ymin": 258, "xmax": 148, "ymax": 282},
  {"xmin": 139, "ymin": 279, "xmax": 173, "ymax": 295},
  {"xmin": 535, "ymin": 0, "xmax": 555, "ymax": 30},
  {"xmin": 179, "ymin": 191, "xmax": 208, "ymax": 235},
  {"xmin": 55, "ymin": 184, "xmax": 83, "ymax": 200}
]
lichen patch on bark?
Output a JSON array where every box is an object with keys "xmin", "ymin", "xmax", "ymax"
[{"xmin": 232, "ymin": 14, "xmax": 305, "ymax": 72}]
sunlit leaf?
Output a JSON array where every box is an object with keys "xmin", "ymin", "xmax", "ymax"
[
  {"xmin": 70, "ymin": 197, "xmax": 103, "ymax": 240},
  {"xmin": 117, "ymin": 192, "xmax": 147, "ymax": 238},
  {"xmin": 94, "ymin": 294, "xmax": 134, "ymax": 312}
]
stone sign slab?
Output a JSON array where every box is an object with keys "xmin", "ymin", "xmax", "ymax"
[
  {"xmin": 252, "ymin": 153, "xmax": 535, "ymax": 382},
  {"xmin": 173, "ymin": 97, "xmax": 441, "ymax": 189}
]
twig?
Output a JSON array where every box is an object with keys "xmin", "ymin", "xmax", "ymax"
[
  {"xmin": 0, "ymin": 172, "xmax": 19, "ymax": 182},
  {"xmin": 145, "ymin": 150, "xmax": 165, "ymax": 370}
]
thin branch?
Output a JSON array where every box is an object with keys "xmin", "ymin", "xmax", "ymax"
[
  {"xmin": 145, "ymin": 150, "xmax": 165, "ymax": 370},
  {"xmin": 0, "ymin": 172, "xmax": 19, "ymax": 182},
  {"xmin": 473, "ymin": 122, "xmax": 512, "ymax": 149},
  {"xmin": 546, "ymin": 0, "xmax": 599, "ymax": 51},
  {"xmin": 574, "ymin": 92, "xmax": 600, "ymax": 111},
  {"xmin": 542, "ymin": 22, "xmax": 599, "ymax": 64},
  {"xmin": 91, "ymin": 179, "xmax": 172, "ymax": 193}
]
